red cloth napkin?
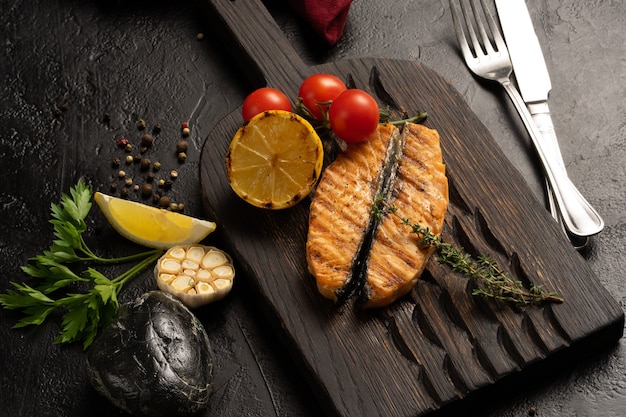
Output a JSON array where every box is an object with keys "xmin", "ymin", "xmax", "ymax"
[{"xmin": 286, "ymin": 0, "xmax": 353, "ymax": 45}]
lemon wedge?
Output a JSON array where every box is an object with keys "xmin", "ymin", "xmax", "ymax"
[
  {"xmin": 94, "ymin": 192, "xmax": 216, "ymax": 249},
  {"xmin": 226, "ymin": 110, "xmax": 324, "ymax": 209}
]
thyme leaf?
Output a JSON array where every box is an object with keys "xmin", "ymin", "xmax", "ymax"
[
  {"xmin": 373, "ymin": 196, "xmax": 563, "ymax": 306},
  {"xmin": 0, "ymin": 179, "xmax": 163, "ymax": 348},
  {"xmin": 379, "ymin": 108, "xmax": 428, "ymax": 126},
  {"xmin": 294, "ymin": 97, "xmax": 428, "ymax": 132}
]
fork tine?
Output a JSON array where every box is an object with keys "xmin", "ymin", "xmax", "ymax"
[
  {"xmin": 462, "ymin": 0, "xmax": 487, "ymax": 58},
  {"xmin": 478, "ymin": 0, "xmax": 508, "ymax": 54},
  {"xmin": 450, "ymin": 0, "xmax": 510, "ymax": 62},
  {"xmin": 448, "ymin": 0, "xmax": 473, "ymax": 61},
  {"xmin": 469, "ymin": 0, "xmax": 495, "ymax": 55}
]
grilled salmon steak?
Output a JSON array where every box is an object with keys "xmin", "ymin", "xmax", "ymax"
[{"xmin": 306, "ymin": 122, "xmax": 448, "ymax": 308}]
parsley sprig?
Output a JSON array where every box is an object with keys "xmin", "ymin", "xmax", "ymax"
[
  {"xmin": 0, "ymin": 180, "xmax": 163, "ymax": 348},
  {"xmin": 374, "ymin": 196, "xmax": 563, "ymax": 306}
]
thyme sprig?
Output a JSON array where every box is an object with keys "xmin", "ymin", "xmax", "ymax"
[
  {"xmin": 294, "ymin": 98, "xmax": 428, "ymax": 132},
  {"xmin": 373, "ymin": 196, "xmax": 563, "ymax": 306},
  {"xmin": 379, "ymin": 108, "xmax": 428, "ymax": 126},
  {"xmin": 0, "ymin": 180, "xmax": 163, "ymax": 348}
]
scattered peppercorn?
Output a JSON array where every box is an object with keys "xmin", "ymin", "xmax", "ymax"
[
  {"xmin": 59, "ymin": 102, "xmax": 70, "ymax": 112},
  {"xmin": 176, "ymin": 140, "xmax": 188, "ymax": 153},
  {"xmin": 528, "ymin": 406, "xmax": 537, "ymax": 416},
  {"xmin": 140, "ymin": 158, "xmax": 151, "ymax": 170},
  {"xmin": 158, "ymin": 196, "xmax": 171, "ymax": 208},
  {"xmin": 102, "ymin": 113, "xmax": 111, "ymax": 124},
  {"xmin": 141, "ymin": 134, "xmax": 154, "ymax": 147},
  {"xmin": 141, "ymin": 183, "xmax": 153, "ymax": 197},
  {"xmin": 106, "ymin": 118, "xmax": 192, "ymax": 203}
]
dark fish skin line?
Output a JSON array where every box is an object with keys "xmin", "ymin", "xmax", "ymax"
[{"xmin": 335, "ymin": 126, "xmax": 405, "ymax": 306}]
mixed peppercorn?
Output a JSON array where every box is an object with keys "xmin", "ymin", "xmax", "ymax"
[{"xmin": 107, "ymin": 117, "xmax": 191, "ymax": 211}]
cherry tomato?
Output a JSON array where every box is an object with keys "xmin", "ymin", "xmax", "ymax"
[
  {"xmin": 298, "ymin": 74, "xmax": 347, "ymax": 121},
  {"xmin": 328, "ymin": 89, "xmax": 379, "ymax": 144},
  {"xmin": 242, "ymin": 87, "xmax": 292, "ymax": 122}
]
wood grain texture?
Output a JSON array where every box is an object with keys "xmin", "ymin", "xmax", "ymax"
[{"xmin": 199, "ymin": 1, "xmax": 624, "ymax": 416}]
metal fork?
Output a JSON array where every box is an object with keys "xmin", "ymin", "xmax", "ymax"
[{"xmin": 449, "ymin": 0, "xmax": 604, "ymax": 238}]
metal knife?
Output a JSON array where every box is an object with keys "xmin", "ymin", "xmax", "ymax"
[{"xmin": 494, "ymin": 0, "xmax": 603, "ymax": 242}]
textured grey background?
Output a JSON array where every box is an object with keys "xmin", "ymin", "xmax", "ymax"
[{"xmin": 1, "ymin": 0, "xmax": 624, "ymax": 415}]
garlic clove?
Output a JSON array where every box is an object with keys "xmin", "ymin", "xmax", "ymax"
[
  {"xmin": 213, "ymin": 279, "xmax": 232, "ymax": 291},
  {"xmin": 201, "ymin": 250, "xmax": 228, "ymax": 269},
  {"xmin": 167, "ymin": 247, "xmax": 187, "ymax": 260},
  {"xmin": 196, "ymin": 282, "xmax": 215, "ymax": 295},
  {"xmin": 195, "ymin": 269, "xmax": 212, "ymax": 282},
  {"xmin": 171, "ymin": 275, "xmax": 194, "ymax": 293},
  {"xmin": 212, "ymin": 265, "xmax": 235, "ymax": 280},
  {"xmin": 159, "ymin": 259, "xmax": 181, "ymax": 274},
  {"xmin": 186, "ymin": 246, "xmax": 205, "ymax": 264},
  {"xmin": 158, "ymin": 273, "xmax": 176, "ymax": 284},
  {"xmin": 182, "ymin": 259, "xmax": 199, "ymax": 271}
]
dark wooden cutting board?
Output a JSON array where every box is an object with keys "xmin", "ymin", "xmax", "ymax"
[{"xmin": 198, "ymin": 1, "xmax": 624, "ymax": 416}]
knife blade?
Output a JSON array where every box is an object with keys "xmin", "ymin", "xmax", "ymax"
[
  {"xmin": 494, "ymin": 0, "xmax": 563, "ymax": 181},
  {"xmin": 495, "ymin": 0, "xmax": 599, "ymax": 244},
  {"xmin": 494, "ymin": 0, "xmax": 550, "ymax": 103}
]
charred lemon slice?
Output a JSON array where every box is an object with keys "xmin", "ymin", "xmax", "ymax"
[
  {"xmin": 226, "ymin": 110, "xmax": 324, "ymax": 209},
  {"xmin": 94, "ymin": 192, "xmax": 216, "ymax": 249},
  {"xmin": 155, "ymin": 244, "xmax": 235, "ymax": 308}
]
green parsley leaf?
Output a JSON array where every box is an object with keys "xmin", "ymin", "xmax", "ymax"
[{"xmin": 0, "ymin": 179, "xmax": 163, "ymax": 348}]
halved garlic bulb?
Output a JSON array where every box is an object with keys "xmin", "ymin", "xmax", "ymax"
[{"xmin": 154, "ymin": 245, "xmax": 235, "ymax": 308}]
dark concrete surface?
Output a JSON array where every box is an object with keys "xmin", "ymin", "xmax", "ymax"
[{"xmin": 1, "ymin": 0, "xmax": 624, "ymax": 416}]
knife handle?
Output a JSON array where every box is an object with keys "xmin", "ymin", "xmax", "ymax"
[
  {"xmin": 528, "ymin": 103, "xmax": 565, "ymax": 170},
  {"xmin": 528, "ymin": 103, "xmax": 562, "ymax": 222},
  {"xmin": 529, "ymin": 103, "xmax": 591, "ymax": 247},
  {"xmin": 501, "ymin": 81, "xmax": 604, "ymax": 237}
]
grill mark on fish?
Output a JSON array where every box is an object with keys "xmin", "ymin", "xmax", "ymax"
[
  {"xmin": 362, "ymin": 123, "xmax": 448, "ymax": 308},
  {"xmin": 307, "ymin": 122, "xmax": 448, "ymax": 308},
  {"xmin": 350, "ymin": 125, "xmax": 404, "ymax": 301},
  {"xmin": 307, "ymin": 124, "xmax": 399, "ymax": 303}
]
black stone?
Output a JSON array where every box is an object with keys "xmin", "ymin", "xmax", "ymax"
[{"xmin": 85, "ymin": 291, "xmax": 213, "ymax": 417}]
